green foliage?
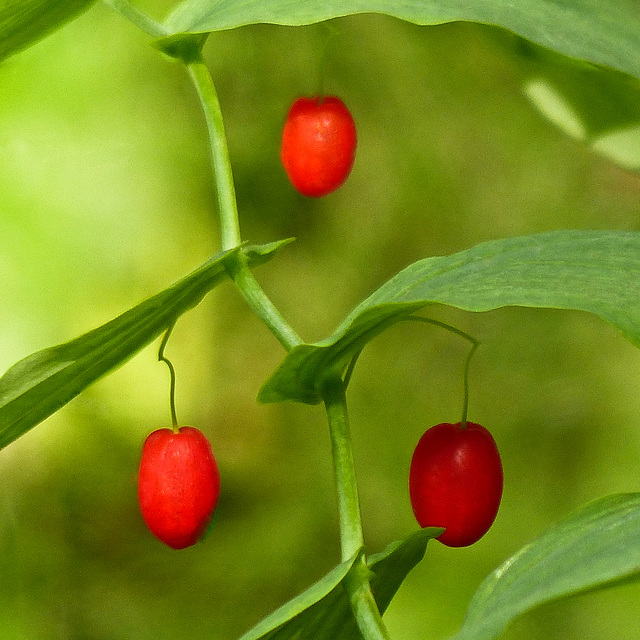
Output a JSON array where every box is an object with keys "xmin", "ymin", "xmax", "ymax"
[
  {"xmin": 0, "ymin": 242, "xmax": 287, "ymax": 451},
  {"xmin": 238, "ymin": 494, "xmax": 640, "ymax": 640},
  {"xmin": 161, "ymin": 0, "xmax": 640, "ymax": 80},
  {"xmin": 260, "ymin": 230, "xmax": 640, "ymax": 404},
  {"xmin": 489, "ymin": 31, "xmax": 640, "ymax": 139},
  {"xmin": 452, "ymin": 494, "xmax": 640, "ymax": 640},
  {"xmin": 2, "ymin": 1, "xmax": 640, "ymax": 639},
  {"xmin": 0, "ymin": 0, "xmax": 95, "ymax": 61},
  {"xmin": 239, "ymin": 529, "xmax": 437, "ymax": 640},
  {"xmin": 155, "ymin": 0, "xmax": 640, "ymax": 172}
]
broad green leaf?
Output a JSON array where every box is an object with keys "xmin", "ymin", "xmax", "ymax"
[
  {"xmin": 0, "ymin": 241, "xmax": 288, "ymax": 450},
  {"xmin": 237, "ymin": 554, "xmax": 357, "ymax": 640},
  {"xmin": 161, "ymin": 0, "xmax": 640, "ymax": 82},
  {"xmin": 0, "ymin": 0, "xmax": 96, "ymax": 62},
  {"xmin": 239, "ymin": 528, "xmax": 437, "ymax": 640},
  {"xmin": 450, "ymin": 493, "xmax": 640, "ymax": 640},
  {"xmin": 259, "ymin": 230, "xmax": 640, "ymax": 404}
]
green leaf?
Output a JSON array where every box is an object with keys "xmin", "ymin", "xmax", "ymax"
[
  {"xmin": 239, "ymin": 528, "xmax": 437, "ymax": 640},
  {"xmin": 161, "ymin": 0, "xmax": 640, "ymax": 82},
  {"xmin": 0, "ymin": 0, "xmax": 96, "ymax": 62},
  {"xmin": 259, "ymin": 230, "xmax": 640, "ymax": 404},
  {"xmin": 450, "ymin": 493, "xmax": 640, "ymax": 640},
  {"xmin": 237, "ymin": 554, "xmax": 357, "ymax": 640},
  {"xmin": 0, "ymin": 241, "xmax": 289, "ymax": 450},
  {"xmin": 366, "ymin": 528, "xmax": 442, "ymax": 622}
]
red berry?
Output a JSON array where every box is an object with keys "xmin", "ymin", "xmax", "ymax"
[
  {"xmin": 138, "ymin": 426, "xmax": 220, "ymax": 550},
  {"xmin": 409, "ymin": 422, "xmax": 503, "ymax": 547},
  {"xmin": 281, "ymin": 96, "xmax": 357, "ymax": 197}
]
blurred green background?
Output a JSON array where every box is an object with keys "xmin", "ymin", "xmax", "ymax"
[{"xmin": 1, "ymin": 3, "xmax": 640, "ymax": 639}]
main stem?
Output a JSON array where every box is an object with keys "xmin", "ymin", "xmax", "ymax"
[
  {"xmin": 323, "ymin": 377, "xmax": 364, "ymax": 560},
  {"xmin": 187, "ymin": 58, "xmax": 242, "ymax": 251},
  {"xmin": 322, "ymin": 377, "xmax": 391, "ymax": 640},
  {"xmin": 189, "ymin": 47, "xmax": 385, "ymax": 638},
  {"xmin": 102, "ymin": 11, "xmax": 389, "ymax": 636}
]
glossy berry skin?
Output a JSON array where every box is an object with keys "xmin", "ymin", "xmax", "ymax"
[
  {"xmin": 409, "ymin": 422, "xmax": 503, "ymax": 547},
  {"xmin": 281, "ymin": 96, "xmax": 357, "ymax": 197},
  {"xmin": 138, "ymin": 426, "xmax": 220, "ymax": 550}
]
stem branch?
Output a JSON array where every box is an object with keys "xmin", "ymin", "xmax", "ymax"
[
  {"xmin": 344, "ymin": 557, "xmax": 392, "ymax": 640},
  {"xmin": 186, "ymin": 54, "xmax": 302, "ymax": 350},
  {"xmin": 225, "ymin": 253, "xmax": 303, "ymax": 350}
]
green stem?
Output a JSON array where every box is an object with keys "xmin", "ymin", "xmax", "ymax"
[
  {"xmin": 225, "ymin": 254, "xmax": 303, "ymax": 351},
  {"xmin": 460, "ymin": 340, "xmax": 478, "ymax": 428},
  {"xmin": 401, "ymin": 316, "xmax": 480, "ymax": 427},
  {"xmin": 318, "ymin": 24, "xmax": 339, "ymax": 98},
  {"xmin": 187, "ymin": 57, "xmax": 242, "ymax": 251},
  {"xmin": 323, "ymin": 378, "xmax": 363, "ymax": 559},
  {"xmin": 401, "ymin": 315, "xmax": 479, "ymax": 347},
  {"xmin": 158, "ymin": 325, "xmax": 179, "ymax": 430},
  {"xmin": 344, "ymin": 558, "xmax": 392, "ymax": 640},
  {"xmin": 322, "ymin": 377, "xmax": 391, "ymax": 640}
]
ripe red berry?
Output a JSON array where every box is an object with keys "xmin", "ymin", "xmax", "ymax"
[
  {"xmin": 409, "ymin": 422, "xmax": 503, "ymax": 547},
  {"xmin": 138, "ymin": 426, "xmax": 220, "ymax": 550},
  {"xmin": 281, "ymin": 96, "xmax": 357, "ymax": 197}
]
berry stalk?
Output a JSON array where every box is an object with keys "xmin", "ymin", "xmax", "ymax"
[{"xmin": 157, "ymin": 324, "xmax": 179, "ymax": 431}]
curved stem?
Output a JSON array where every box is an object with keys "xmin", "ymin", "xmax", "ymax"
[
  {"xmin": 158, "ymin": 325, "xmax": 179, "ymax": 430},
  {"xmin": 186, "ymin": 54, "xmax": 302, "ymax": 350},
  {"xmin": 402, "ymin": 315, "xmax": 479, "ymax": 347},
  {"xmin": 322, "ymin": 377, "xmax": 391, "ymax": 640},
  {"xmin": 401, "ymin": 316, "xmax": 480, "ymax": 428}
]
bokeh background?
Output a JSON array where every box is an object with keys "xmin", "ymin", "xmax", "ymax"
[{"xmin": 1, "ymin": 3, "xmax": 640, "ymax": 639}]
